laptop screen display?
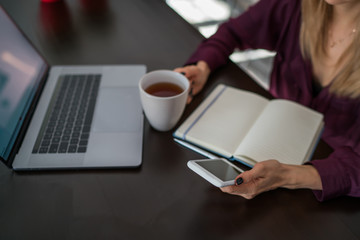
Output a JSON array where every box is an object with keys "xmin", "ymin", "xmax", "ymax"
[{"xmin": 0, "ymin": 8, "xmax": 47, "ymax": 161}]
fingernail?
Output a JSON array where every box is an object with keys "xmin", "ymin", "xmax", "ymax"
[
  {"xmin": 236, "ymin": 178, "xmax": 243, "ymax": 185},
  {"xmin": 188, "ymin": 88, "xmax": 193, "ymax": 97}
]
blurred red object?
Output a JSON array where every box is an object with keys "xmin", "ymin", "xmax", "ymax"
[{"xmin": 39, "ymin": 0, "xmax": 73, "ymax": 39}]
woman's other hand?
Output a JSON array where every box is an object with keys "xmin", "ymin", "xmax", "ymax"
[
  {"xmin": 221, "ymin": 160, "xmax": 322, "ymax": 199},
  {"xmin": 174, "ymin": 61, "xmax": 211, "ymax": 104}
]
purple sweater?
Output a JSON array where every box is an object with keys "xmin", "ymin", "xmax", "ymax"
[{"xmin": 186, "ymin": 0, "xmax": 360, "ymax": 201}]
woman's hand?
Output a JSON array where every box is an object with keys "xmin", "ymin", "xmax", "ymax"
[
  {"xmin": 221, "ymin": 160, "xmax": 322, "ymax": 199},
  {"xmin": 174, "ymin": 61, "xmax": 211, "ymax": 104}
]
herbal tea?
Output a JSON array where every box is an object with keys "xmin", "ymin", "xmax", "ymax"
[{"xmin": 145, "ymin": 82, "xmax": 184, "ymax": 97}]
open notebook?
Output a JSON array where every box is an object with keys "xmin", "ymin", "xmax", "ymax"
[{"xmin": 174, "ymin": 84, "xmax": 324, "ymax": 167}]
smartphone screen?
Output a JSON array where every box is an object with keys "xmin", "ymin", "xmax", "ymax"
[{"xmin": 197, "ymin": 159, "xmax": 242, "ymax": 181}]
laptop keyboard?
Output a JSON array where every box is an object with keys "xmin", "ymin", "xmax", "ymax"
[{"xmin": 32, "ymin": 74, "xmax": 101, "ymax": 154}]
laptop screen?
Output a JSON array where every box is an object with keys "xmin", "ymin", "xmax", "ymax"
[{"xmin": 0, "ymin": 7, "xmax": 47, "ymax": 161}]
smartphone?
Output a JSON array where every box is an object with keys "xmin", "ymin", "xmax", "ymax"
[{"xmin": 187, "ymin": 158, "xmax": 244, "ymax": 187}]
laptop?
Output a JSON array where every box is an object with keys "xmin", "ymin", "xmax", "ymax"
[{"xmin": 0, "ymin": 6, "xmax": 145, "ymax": 170}]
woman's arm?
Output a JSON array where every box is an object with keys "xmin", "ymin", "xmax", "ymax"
[
  {"xmin": 184, "ymin": 0, "xmax": 297, "ymax": 71},
  {"xmin": 222, "ymin": 145, "xmax": 360, "ymax": 201},
  {"xmin": 221, "ymin": 160, "xmax": 322, "ymax": 199},
  {"xmin": 309, "ymin": 146, "xmax": 360, "ymax": 201}
]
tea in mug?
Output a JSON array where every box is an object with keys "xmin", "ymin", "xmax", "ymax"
[{"xmin": 145, "ymin": 82, "xmax": 184, "ymax": 97}]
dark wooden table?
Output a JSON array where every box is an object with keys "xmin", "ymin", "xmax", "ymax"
[{"xmin": 0, "ymin": 0, "xmax": 359, "ymax": 239}]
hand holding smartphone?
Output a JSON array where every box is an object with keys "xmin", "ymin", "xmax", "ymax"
[{"xmin": 187, "ymin": 158, "xmax": 244, "ymax": 187}]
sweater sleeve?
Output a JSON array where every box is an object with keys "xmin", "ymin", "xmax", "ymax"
[
  {"xmin": 185, "ymin": 0, "xmax": 299, "ymax": 70},
  {"xmin": 308, "ymin": 147, "xmax": 360, "ymax": 201}
]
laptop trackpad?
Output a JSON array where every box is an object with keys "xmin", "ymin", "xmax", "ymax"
[{"xmin": 92, "ymin": 87, "xmax": 142, "ymax": 132}]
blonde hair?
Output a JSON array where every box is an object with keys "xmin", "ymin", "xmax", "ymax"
[{"xmin": 300, "ymin": 0, "xmax": 360, "ymax": 99}]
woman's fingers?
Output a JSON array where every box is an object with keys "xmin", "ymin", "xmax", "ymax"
[
  {"xmin": 221, "ymin": 160, "xmax": 285, "ymax": 199},
  {"xmin": 174, "ymin": 62, "xmax": 210, "ymax": 103}
]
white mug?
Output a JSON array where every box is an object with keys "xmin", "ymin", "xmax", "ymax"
[{"xmin": 139, "ymin": 70, "xmax": 190, "ymax": 131}]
